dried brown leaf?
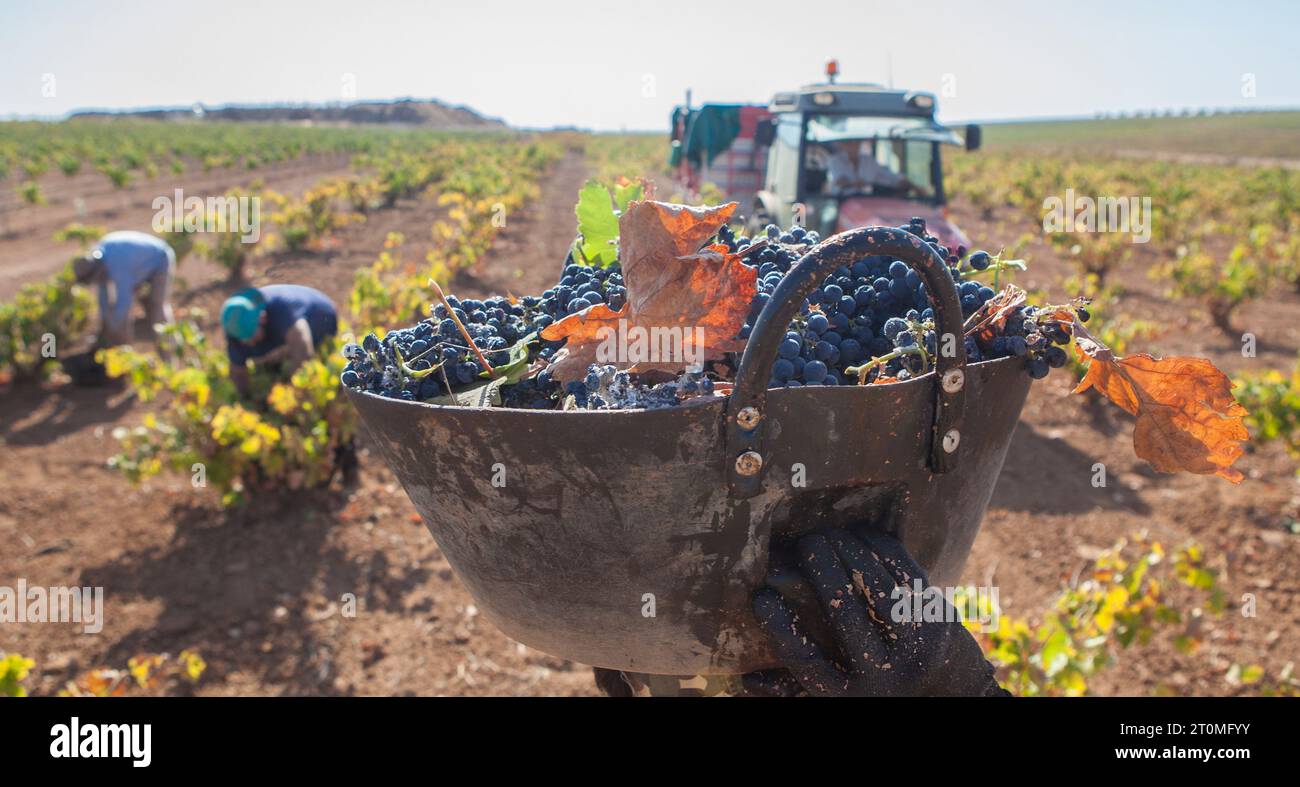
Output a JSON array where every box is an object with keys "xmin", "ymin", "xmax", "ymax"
[
  {"xmin": 1072, "ymin": 326, "xmax": 1248, "ymax": 483},
  {"xmin": 964, "ymin": 284, "xmax": 1027, "ymax": 342},
  {"xmin": 541, "ymin": 201, "xmax": 756, "ymax": 381}
]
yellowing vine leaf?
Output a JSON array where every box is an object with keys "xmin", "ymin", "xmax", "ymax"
[
  {"xmin": 541, "ymin": 201, "xmax": 756, "ymax": 381},
  {"xmin": 1072, "ymin": 323, "xmax": 1248, "ymax": 483}
]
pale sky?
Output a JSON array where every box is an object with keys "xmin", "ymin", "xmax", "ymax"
[{"xmin": 2, "ymin": 0, "xmax": 1297, "ymax": 130}]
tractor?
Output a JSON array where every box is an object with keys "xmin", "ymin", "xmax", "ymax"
[{"xmin": 670, "ymin": 61, "xmax": 982, "ymax": 250}]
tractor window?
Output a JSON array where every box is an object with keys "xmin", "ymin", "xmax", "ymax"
[
  {"xmin": 765, "ymin": 114, "xmax": 801, "ymax": 204},
  {"xmin": 813, "ymin": 137, "xmax": 911, "ymax": 196},
  {"xmin": 776, "ymin": 113, "xmax": 801, "ymax": 149},
  {"xmin": 803, "ymin": 114, "xmax": 963, "ymax": 146},
  {"xmin": 876, "ymin": 139, "xmax": 902, "ymax": 173},
  {"xmin": 806, "ymin": 114, "xmax": 937, "ymax": 142},
  {"xmin": 904, "ymin": 141, "xmax": 936, "ymax": 198}
]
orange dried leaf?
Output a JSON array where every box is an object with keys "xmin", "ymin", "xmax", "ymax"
[
  {"xmin": 1073, "ymin": 333, "xmax": 1248, "ymax": 483},
  {"xmin": 541, "ymin": 201, "xmax": 756, "ymax": 381}
]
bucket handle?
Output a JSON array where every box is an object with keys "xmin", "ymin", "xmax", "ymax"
[{"xmin": 725, "ymin": 226, "xmax": 967, "ymax": 499}]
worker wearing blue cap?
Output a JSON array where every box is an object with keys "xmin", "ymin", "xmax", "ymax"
[{"xmin": 220, "ymin": 284, "xmax": 338, "ymax": 395}]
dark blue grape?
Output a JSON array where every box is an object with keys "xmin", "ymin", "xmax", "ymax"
[{"xmin": 882, "ymin": 317, "xmax": 908, "ymax": 340}]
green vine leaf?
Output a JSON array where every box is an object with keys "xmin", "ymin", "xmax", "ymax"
[{"xmin": 573, "ymin": 180, "xmax": 620, "ymax": 267}]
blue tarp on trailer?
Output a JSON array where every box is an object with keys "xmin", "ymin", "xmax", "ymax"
[{"xmin": 673, "ymin": 104, "xmax": 745, "ymax": 168}]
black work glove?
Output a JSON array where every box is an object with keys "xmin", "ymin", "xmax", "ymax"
[{"xmin": 747, "ymin": 529, "xmax": 1009, "ymax": 697}]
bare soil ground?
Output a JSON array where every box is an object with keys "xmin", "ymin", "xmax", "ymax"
[
  {"xmin": 951, "ymin": 201, "xmax": 1300, "ymax": 696},
  {"xmin": 2, "ymin": 150, "xmax": 600, "ymax": 696},
  {"xmin": 1, "ymin": 152, "xmax": 1296, "ymax": 696}
]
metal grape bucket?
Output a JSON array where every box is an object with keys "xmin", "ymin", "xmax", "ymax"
[{"xmin": 346, "ymin": 227, "xmax": 1032, "ymax": 675}]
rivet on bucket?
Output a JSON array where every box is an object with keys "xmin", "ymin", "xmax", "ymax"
[
  {"xmin": 943, "ymin": 428, "xmax": 961, "ymax": 453},
  {"xmin": 735, "ymin": 406, "xmax": 762, "ymax": 430},
  {"xmin": 735, "ymin": 450, "xmax": 763, "ymax": 476}
]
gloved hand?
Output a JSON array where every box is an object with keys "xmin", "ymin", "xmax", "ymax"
[{"xmin": 747, "ymin": 528, "xmax": 1008, "ymax": 697}]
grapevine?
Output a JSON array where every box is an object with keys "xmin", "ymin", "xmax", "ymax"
[
  {"xmin": 0, "ymin": 261, "xmax": 94, "ymax": 382},
  {"xmin": 101, "ymin": 319, "xmax": 357, "ymax": 507}
]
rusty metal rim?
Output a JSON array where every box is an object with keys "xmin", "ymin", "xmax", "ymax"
[{"xmin": 348, "ymin": 355, "xmax": 1020, "ymax": 414}]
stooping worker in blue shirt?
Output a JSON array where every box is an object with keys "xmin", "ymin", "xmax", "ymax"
[
  {"xmin": 220, "ymin": 284, "xmax": 338, "ymax": 396},
  {"xmin": 72, "ymin": 230, "xmax": 176, "ymax": 347}
]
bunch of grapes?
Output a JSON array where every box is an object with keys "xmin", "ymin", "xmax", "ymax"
[
  {"xmin": 342, "ymin": 294, "xmax": 541, "ymax": 400},
  {"xmin": 342, "ymin": 217, "xmax": 1076, "ymax": 408},
  {"xmin": 977, "ymin": 303, "xmax": 1083, "ymax": 380},
  {"xmin": 536, "ymin": 262, "xmax": 627, "ymax": 323},
  {"xmin": 341, "ymin": 264, "xmax": 628, "ymax": 401},
  {"xmin": 717, "ymin": 218, "xmax": 1059, "ymax": 387}
]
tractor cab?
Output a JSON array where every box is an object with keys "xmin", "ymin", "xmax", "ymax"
[{"xmin": 752, "ymin": 77, "xmax": 981, "ymax": 249}]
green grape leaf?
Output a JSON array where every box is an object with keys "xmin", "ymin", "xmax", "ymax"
[
  {"xmin": 430, "ymin": 376, "xmax": 508, "ymax": 408},
  {"xmin": 1040, "ymin": 628, "xmax": 1071, "ymax": 677},
  {"xmin": 574, "ymin": 180, "xmax": 620, "ymax": 267},
  {"xmin": 613, "ymin": 180, "xmax": 644, "ymax": 213},
  {"xmin": 490, "ymin": 331, "xmax": 537, "ymax": 384}
]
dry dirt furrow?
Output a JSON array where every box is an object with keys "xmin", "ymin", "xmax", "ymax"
[{"xmin": 0, "ymin": 153, "xmax": 354, "ymax": 300}]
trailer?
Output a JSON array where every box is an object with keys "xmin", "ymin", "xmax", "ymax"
[{"xmin": 670, "ymin": 103, "xmax": 772, "ymax": 205}]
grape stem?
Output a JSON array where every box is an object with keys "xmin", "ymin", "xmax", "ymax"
[
  {"xmin": 974, "ymin": 258, "xmax": 1027, "ymax": 273},
  {"xmin": 437, "ymin": 359, "xmax": 454, "ymax": 393},
  {"xmin": 395, "ymin": 339, "xmax": 452, "ymax": 378},
  {"xmin": 846, "ymin": 345, "xmax": 929, "ymax": 385},
  {"xmin": 963, "ymin": 250, "xmax": 1026, "ymax": 289},
  {"xmin": 396, "ymin": 350, "xmax": 445, "ymax": 380},
  {"xmin": 571, "ymin": 239, "xmax": 589, "ymax": 266},
  {"xmin": 428, "ymin": 277, "xmax": 493, "ymax": 374}
]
